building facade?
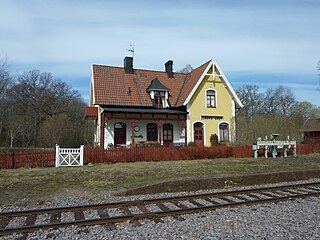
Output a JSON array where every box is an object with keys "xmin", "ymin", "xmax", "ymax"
[{"xmin": 85, "ymin": 57, "xmax": 243, "ymax": 148}]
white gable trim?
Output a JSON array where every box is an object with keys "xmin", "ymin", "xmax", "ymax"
[
  {"xmin": 183, "ymin": 59, "xmax": 243, "ymax": 108},
  {"xmin": 90, "ymin": 64, "xmax": 95, "ymax": 105},
  {"xmin": 212, "ymin": 60, "xmax": 243, "ymax": 108},
  {"xmin": 183, "ymin": 60, "xmax": 213, "ymax": 106}
]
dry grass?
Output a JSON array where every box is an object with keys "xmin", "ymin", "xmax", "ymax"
[{"xmin": 0, "ymin": 154, "xmax": 319, "ymax": 205}]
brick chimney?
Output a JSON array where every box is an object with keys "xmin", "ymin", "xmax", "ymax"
[
  {"xmin": 124, "ymin": 56, "xmax": 134, "ymax": 74},
  {"xmin": 165, "ymin": 60, "xmax": 173, "ymax": 78}
]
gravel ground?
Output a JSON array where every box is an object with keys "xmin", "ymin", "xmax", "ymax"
[{"xmin": 1, "ymin": 179, "xmax": 320, "ymax": 240}]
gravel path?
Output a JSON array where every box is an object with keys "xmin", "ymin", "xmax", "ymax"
[{"xmin": 1, "ymin": 179, "xmax": 320, "ymax": 240}]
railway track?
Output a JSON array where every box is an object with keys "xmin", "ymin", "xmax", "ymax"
[{"xmin": 1, "ymin": 181, "xmax": 320, "ymax": 237}]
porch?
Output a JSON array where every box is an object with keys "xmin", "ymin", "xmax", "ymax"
[{"xmin": 99, "ymin": 107, "xmax": 188, "ymax": 149}]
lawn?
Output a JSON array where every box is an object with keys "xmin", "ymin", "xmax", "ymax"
[{"xmin": 0, "ymin": 154, "xmax": 320, "ymax": 205}]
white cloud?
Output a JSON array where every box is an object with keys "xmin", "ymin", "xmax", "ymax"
[{"xmin": 0, "ymin": 0, "xmax": 319, "ymax": 105}]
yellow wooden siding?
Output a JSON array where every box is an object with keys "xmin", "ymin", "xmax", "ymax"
[{"xmin": 189, "ymin": 66, "xmax": 233, "ymax": 146}]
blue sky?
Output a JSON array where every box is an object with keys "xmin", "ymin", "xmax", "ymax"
[{"xmin": 1, "ymin": 0, "xmax": 319, "ymax": 106}]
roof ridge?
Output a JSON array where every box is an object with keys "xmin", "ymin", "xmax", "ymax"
[
  {"xmin": 175, "ymin": 60, "xmax": 211, "ymax": 106},
  {"xmin": 92, "ymin": 63, "xmax": 188, "ymax": 76}
]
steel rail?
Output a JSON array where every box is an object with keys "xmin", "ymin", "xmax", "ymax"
[
  {"xmin": 0, "ymin": 182, "xmax": 319, "ymax": 237},
  {"xmin": 1, "ymin": 181, "xmax": 319, "ymax": 218}
]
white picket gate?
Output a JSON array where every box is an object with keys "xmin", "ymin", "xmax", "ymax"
[{"xmin": 55, "ymin": 145, "xmax": 84, "ymax": 167}]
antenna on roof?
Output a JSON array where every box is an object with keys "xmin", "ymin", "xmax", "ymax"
[{"xmin": 127, "ymin": 44, "xmax": 134, "ymax": 58}]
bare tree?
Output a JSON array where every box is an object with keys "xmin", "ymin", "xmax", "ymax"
[
  {"xmin": 263, "ymin": 86, "xmax": 296, "ymax": 116},
  {"xmin": 7, "ymin": 69, "xmax": 85, "ymax": 147},
  {"xmin": 38, "ymin": 113, "xmax": 74, "ymax": 148},
  {"xmin": 178, "ymin": 64, "xmax": 194, "ymax": 73},
  {"xmin": 0, "ymin": 56, "xmax": 13, "ymax": 145},
  {"xmin": 236, "ymin": 85, "xmax": 263, "ymax": 118},
  {"xmin": 235, "ymin": 85, "xmax": 304, "ymax": 145}
]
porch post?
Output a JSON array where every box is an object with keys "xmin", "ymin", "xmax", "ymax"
[
  {"xmin": 157, "ymin": 120, "xmax": 163, "ymax": 145},
  {"xmin": 129, "ymin": 119, "xmax": 137, "ymax": 148},
  {"xmin": 100, "ymin": 112, "xmax": 105, "ymax": 149},
  {"xmin": 184, "ymin": 115, "xmax": 187, "ymax": 147}
]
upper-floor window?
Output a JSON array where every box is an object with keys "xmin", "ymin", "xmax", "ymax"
[
  {"xmin": 206, "ymin": 90, "xmax": 216, "ymax": 108},
  {"xmin": 154, "ymin": 91, "xmax": 166, "ymax": 108}
]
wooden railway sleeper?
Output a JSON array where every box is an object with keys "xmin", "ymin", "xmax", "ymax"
[
  {"xmin": 0, "ymin": 217, "xmax": 11, "ymax": 229},
  {"xmin": 203, "ymin": 198, "xmax": 221, "ymax": 205},
  {"xmin": 50, "ymin": 213, "xmax": 61, "ymax": 224},
  {"xmin": 256, "ymin": 192, "xmax": 276, "ymax": 198},
  {"xmin": 74, "ymin": 211, "xmax": 85, "ymax": 221},
  {"xmin": 97, "ymin": 210, "xmax": 110, "ymax": 218},
  {"xmin": 170, "ymin": 201, "xmax": 189, "ymax": 210},
  {"xmin": 24, "ymin": 214, "xmax": 37, "ymax": 226},
  {"xmin": 156, "ymin": 203, "xmax": 172, "ymax": 212},
  {"xmin": 188, "ymin": 199, "xmax": 205, "ymax": 207},
  {"xmin": 120, "ymin": 206, "xmax": 133, "ymax": 216},
  {"xmin": 218, "ymin": 197, "xmax": 235, "ymax": 203},
  {"xmin": 231, "ymin": 195, "xmax": 250, "ymax": 202}
]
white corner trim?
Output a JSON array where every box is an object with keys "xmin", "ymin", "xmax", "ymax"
[
  {"xmin": 186, "ymin": 103, "xmax": 191, "ymax": 143},
  {"xmin": 231, "ymin": 99, "xmax": 235, "ymax": 117}
]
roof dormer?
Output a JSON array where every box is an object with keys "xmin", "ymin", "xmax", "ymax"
[{"xmin": 147, "ymin": 78, "xmax": 170, "ymax": 108}]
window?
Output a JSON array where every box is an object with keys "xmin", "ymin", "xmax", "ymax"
[
  {"xmin": 206, "ymin": 90, "xmax": 216, "ymax": 108},
  {"xmin": 147, "ymin": 123, "xmax": 158, "ymax": 142},
  {"xmin": 154, "ymin": 91, "xmax": 165, "ymax": 108},
  {"xmin": 219, "ymin": 123, "xmax": 229, "ymax": 142},
  {"xmin": 114, "ymin": 122, "xmax": 126, "ymax": 146}
]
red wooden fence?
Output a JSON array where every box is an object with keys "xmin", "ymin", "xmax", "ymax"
[
  {"xmin": 0, "ymin": 144, "xmax": 319, "ymax": 169},
  {"xmin": 0, "ymin": 150, "xmax": 55, "ymax": 169},
  {"xmin": 84, "ymin": 145, "xmax": 253, "ymax": 164}
]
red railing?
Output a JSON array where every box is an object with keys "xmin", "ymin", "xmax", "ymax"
[{"xmin": 0, "ymin": 144, "xmax": 319, "ymax": 169}]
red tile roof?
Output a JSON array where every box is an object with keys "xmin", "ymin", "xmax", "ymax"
[{"xmin": 92, "ymin": 60, "xmax": 211, "ymax": 107}]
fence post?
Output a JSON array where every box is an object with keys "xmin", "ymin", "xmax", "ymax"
[
  {"xmin": 80, "ymin": 145, "xmax": 84, "ymax": 166},
  {"xmin": 11, "ymin": 151, "xmax": 15, "ymax": 169},
  {"xmin": 55, "ymin": 144, "xmax": 60, "ymax": 167}
]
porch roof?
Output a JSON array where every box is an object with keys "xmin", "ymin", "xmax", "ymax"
[{"xmin": 102, "ymin": 106, "xmax": 188, "ymax": 115}]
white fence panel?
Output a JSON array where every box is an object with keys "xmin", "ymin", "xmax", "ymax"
[{"xmin": 55, "ymin": 145, "xmax": 84, "ymax": 167}]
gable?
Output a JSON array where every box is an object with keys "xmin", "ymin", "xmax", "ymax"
[{"xmin": 183, "ymin": 60, "xmax": 243, "ymax": 108}]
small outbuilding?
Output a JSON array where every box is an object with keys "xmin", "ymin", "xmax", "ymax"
[{"xmin": 301, "ymin": 118, "xmax": 320, "ymax": 144}]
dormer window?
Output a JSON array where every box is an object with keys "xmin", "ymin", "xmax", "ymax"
[
  {"xmin": 147, "ymin": 78, "xmax": 170, "ymax": 108},
  {"xmin": 154, "ymin": 91, "xmax": 166, "ymax": 108},
  {"xmin": 206, "ymin": 90, "xmax": 216, "ymax": 108}
]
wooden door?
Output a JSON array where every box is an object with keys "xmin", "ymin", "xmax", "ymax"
[
  {"xmin": 114, "ymin": 122, "xmax": 126, "ymax": 146},
  {"xmin": 163, "ymin": 123, "xmax": 173, "ymax": 147},
  {"xmin": 194, "ymin": 122, "xmax": 204, "ymax": 146}
]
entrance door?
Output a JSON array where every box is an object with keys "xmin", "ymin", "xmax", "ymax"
[
  {"xmin": 114, "ymin": 122, "xmax": 126, "ymax": 146},
  {"xmin": 163, "ymin": 123, "xmax": 173, "ymax": 147},
  {"xmin": 193, "ymin": 122, "xmax": 204, "ymax": 146}
]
